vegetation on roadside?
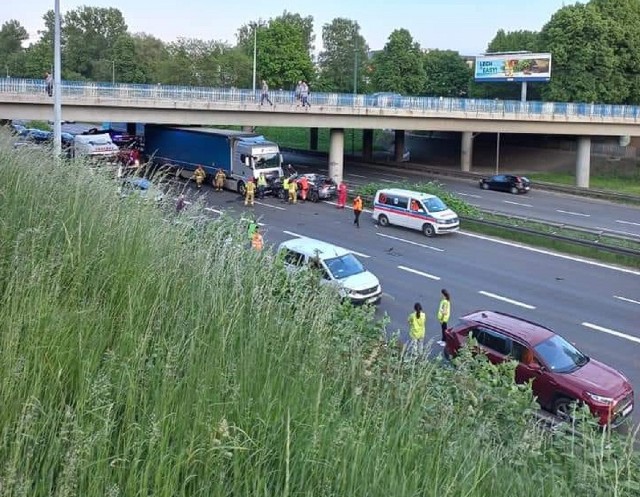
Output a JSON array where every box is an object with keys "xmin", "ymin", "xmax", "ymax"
[
  {"xmin": 25, "ymin": 119, "xmax": 51, "ymax": 131},
  {"xmin": 1, "ymin": 135, "xmax": 639, "ymax": 496},
  {"xmin": 528, "ymin": 171, "xmax": 640, "ymax": 196}
]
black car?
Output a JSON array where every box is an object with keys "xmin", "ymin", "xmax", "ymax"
[{"xmin": 479, "ymin": 174, "xmax": 531, "ymax": 194}]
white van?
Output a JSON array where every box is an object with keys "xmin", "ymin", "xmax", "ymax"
[
  {"xmin": 277, "ymin": 237, "xmax": 382, "ymax": 305},
  {"xmin": 372, "ymin": 188, "xmax": 459, "ymax": 236}
]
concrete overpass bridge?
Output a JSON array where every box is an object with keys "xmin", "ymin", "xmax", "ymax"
[{"xmin": 2, "ymin": 78, "xmax": 640, "ymax": 186}]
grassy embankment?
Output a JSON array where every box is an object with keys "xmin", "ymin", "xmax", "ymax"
[
  {"xmin": 354, "ymin": 181, "xmax": 640, "ymax": 269},
  {"xmin": 527, "ymin": 171, "xmax": 640, "ymax": 196},
  {"xmin": 1, "ymin": 135, "xmax": 639, "ymax": 496}
]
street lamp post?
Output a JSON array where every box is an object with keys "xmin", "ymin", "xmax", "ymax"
[
  {"xmin": 252, "ymin": 23, "xmax": 257, "ymax": 92},
  {"xmin": 53, "ymin": 0, "xmax": 62, "ymax": 158},
  {"xmin": 112, "ymin": 60, "xmax": 115, "ymax": 84}
]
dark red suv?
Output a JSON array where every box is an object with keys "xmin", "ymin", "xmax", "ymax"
[{"xmin": 444, "ymin": 310, "xmax": 634, "ymax": 427}]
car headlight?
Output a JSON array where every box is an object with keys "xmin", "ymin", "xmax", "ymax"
[{"xmin": 585, "ymin": 392, "xmax": 615, "ymax": 404}]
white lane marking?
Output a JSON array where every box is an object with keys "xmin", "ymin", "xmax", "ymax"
[
  {"xmin": 376, "ymin": 232, "xmax": 445, "ymax": 252},
  {"xmin": 323, "ymin": 200, "xmax": 373, "ymax": 213},
  {"xmin": 347, "ymin": 173, "xmax": 367, "ymax": 178},
  {"xmin": 205, "ymin": 207, "xmax": 222, "ymax": 214},
  {"xmin": 503, "ymin": 200, "xmax": 533, "ymax": 207},
  {"xmin": 614, "ymin": 295, "xmax": 640, "ymax": 305},
  {"xmin": 457, "ymin": 192, "xmax": 482, "ymax": 199},
  {"xmin": 254, "ymin": 201, "xmax": 286, "ymax": 211},
  {"xmin": 616, "ymin": 220, "xmax": 640, "ymax": 227},
  {"xmin": 582, "ymin": 322, "xmax": 640, "ymax": 345},
  {"xmin": 398, "ymin": 265, "xmax": 441, "ymax": 281},
  {"xmin": 459, "ymin": 231, "xmax": 640, "ymax": 277},
  {"xmin": 556, "ymin": 209, "xmax": 591, "ymax": 217},
  {"xmin": 478, "ymin": 290, "xmax": 536, "ymax": 310},
  {"xmin": 281, "ymin": 230, "xmax": 371, "ymax": 258},
  {"xmin": 379, "ymin": 179, "xmax": 395, "ymax": 183}
]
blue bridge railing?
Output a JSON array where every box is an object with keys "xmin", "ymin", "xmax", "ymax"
[{"xmin": 1, "ymin": 78, "xmax": 639, "ymax": 121}]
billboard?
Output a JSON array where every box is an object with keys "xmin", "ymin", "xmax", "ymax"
[{"xmin": 474, "ymin": 53, "xmax": 552, "ymax": 82}]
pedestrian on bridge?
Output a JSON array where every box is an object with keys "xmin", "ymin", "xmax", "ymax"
[
  {"xmin": 300, "ymin": 81, "xmax": 311, "ymax": 108},
  {"xmin": 352, "ymin": 195, "xmax": 363, "ymax": 228},
  {"xmin": 337, "ymin": 181, "xmax": 347, "ymax": 208},
  {"xmin": 44, "ymin": 72, "xmax": 53, "ymax": 97},
  {"xmin": 261, "ymin": 80, "xmax": 273, "ymax": 106}
]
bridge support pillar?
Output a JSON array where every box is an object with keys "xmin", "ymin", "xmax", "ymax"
[
  {"xmin": 328, "ymin": 128, "xmax": 344, "ymax": 184},
  {"xmin": 461, "ymin": 131, "xmax": 474, "ymax": 171},
  {"xmin": 394, "ymin": 130, "xmax": 405, "ymax": 162},
  {"xmin": 126, "ymin": 122, "xmax": 137, "ymax": 136},
  {"xmin": 310, "ymin": 127, "xmax": 319, "ymax": 151},
  {"xmin": 362, "ymin": 129, "xmax": 374, "ymax": 160},
  {"xmin": 576, "ymin": 136, "xmax": 591, "ymax": 188}
]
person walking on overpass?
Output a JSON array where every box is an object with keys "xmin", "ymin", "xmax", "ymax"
[
  {"xmin": 299, "ymin": 175, "xmax": 309, "ymax": 202},
  {"xmin": 260, "ymin": 80, "xmax": 273, "ymax": 106},
  {"xmin": 251, "ymin": 228, "xmax": 264, "ymax": 251},
  {"xmin": 288, "ymin": 176, "xmax": 298, "ymax": 204},
  {"xmin": 337, "ymin": 181, "xmax": 347, "ymax": 209},
  {"xmin": 300, "ymin": 81, "xmax": 311, "ymax": 108},
  {"xmin": 214, "ymin": 168, "xmax": 226, "ymax": 191},
  {"xmin": 194, "ymin": 165, "xmax": 206, "ymax": 189},
  {"xmin": 407, "ymin": 302, "xmax": 426, "ymax": 356},
  {"xmin": 352, "ymin": 195, "xmax": 363, "ymax": 228},
  {"xmin": 295, "ymin": 81, "xmax": 302, "ymax": 107},
  {"xmin": 437, "ymin": 289, "xmax": 451, "ymax": 346},
  {"xmin": 45, "ymin": 72, "xmax": 53, "ymax": 97},
  {"xmin": 245, "ymin": 178, "xmax": 256, "ymax": 206},
  {"xmin": 257, "ymin": 173, "xmax": 267, "ymax": 199}
]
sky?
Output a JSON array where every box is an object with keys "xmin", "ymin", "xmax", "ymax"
[{"xmin": 2, "ymin": 0, "xmax": 570, "ymax": 55}]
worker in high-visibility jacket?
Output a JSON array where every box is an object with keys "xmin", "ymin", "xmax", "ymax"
[
  {"xmin": 214, "ymin": 169, "xmax": 226, "ymax": 191},
  {"xmin": 281, "ymin": 176, "xmax": 289, "ymax": 202},
  {"xmin": 257, "ymin": 173, "xmax": 267, "ymax": 199},
  {"xmin": 288, "ymin": 176, "xmax": 298, "ymax": 204},
  {"xmin": 299, "ymin": 175, "xmax": 309, "ymax": 202},
  {"xmin": 244, "ymin": 179, "xmax": 256, "ymax": 206},
  {"xmin": 194, "ymin": 165, "xmax": 206, "ymax": 189},
  {"xmin": 437, "ymin": 289, "xmax": 451, "ymax": 346},
  {"xmin": 251, "ymin": 229, "xmax": 264, "ymax": 251}
]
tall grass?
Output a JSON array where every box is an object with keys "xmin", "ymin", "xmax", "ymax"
[{"xmin": 0, "ymin": 132, "xmax": 638, "ymax": 496}]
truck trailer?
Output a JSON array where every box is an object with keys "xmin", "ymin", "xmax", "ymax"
[{"xmin": 143, "ymin": 125, "xmax": 284, "ymax": 194}]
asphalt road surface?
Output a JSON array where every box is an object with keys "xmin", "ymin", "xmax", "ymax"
[
  {"xmin": 284, "ymin": 152, "xmax": 640, "ymax": 239},
  {"xmin": 169, "ymin": 179, "xmax": 639, "ymax": 424}
]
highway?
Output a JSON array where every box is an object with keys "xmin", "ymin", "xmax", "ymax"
[
  {"xmin": 172, "ymin": 181, "xmax": 640, "ymax": 423},
  {"xmin": 284, "ymin": 151, "xmax": 640, "ymax": 238}
]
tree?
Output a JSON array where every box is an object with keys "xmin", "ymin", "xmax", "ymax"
[
  {"xmin": 0, "ymin": 20, "xmax": 29, "ymax": 77},
  {"xmin": 132, "ymin": 33, "xmax": 169, "ymax": 84},
  {"xmin": 110, "ymin": 34, "xmax": 145, "ymax": 83},
  {"xmin": 422, "ymin": 50, "xmax": 471, "ymax": 97},
  {"xmin": 63, "ymin": 6, "xmax": 128, "ymax": 80},
  {"xmin": 18, "ymin": 10, "xmax": 56, "ymax": 78},
  {"xmin": 487, "ymin": 29, "xmax": 539, "ymax": 53},
  {"xmin": 317, "ymin": 18, "xmax": 369, "ymax": 93},
  {"xmin": 538, "ymin": 0, "xmax": 638, "ymax": 103},
  {"xmin": 370, "ymin": 29, "xmax": 425, "ymax": 95}
]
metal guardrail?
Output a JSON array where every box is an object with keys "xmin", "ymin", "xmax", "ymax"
[{"xmin": 2, "ymin": 78, "xmax": 640, "ymax": 122}]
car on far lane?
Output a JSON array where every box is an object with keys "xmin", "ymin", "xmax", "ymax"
[
  {"xmin": 479, "ymin": 174, "xmax": 531, "ymax": 194},
  {"xmin": 443, "ymin": 310, "xmax": 634, "ymax": 428}
]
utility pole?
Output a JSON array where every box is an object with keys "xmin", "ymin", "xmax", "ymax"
[
  {"xmin": 53, "ymin": 0, "xmax": 62, "ymax": 158},
  {"xmin": 112, "ymin": 60, "xmax": 115, "ymax": 84},
  {"xmin": 353, "ymin": 34, "xmax": 358, "ymax": 95},
  {"xmin": 252, "ymin": 23, "xmax": 257, "ymax": 92}
]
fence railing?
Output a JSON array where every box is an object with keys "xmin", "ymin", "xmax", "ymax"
[{"xmin": 1, "ymin": 78, "xmax": 640, "ymax": 121}]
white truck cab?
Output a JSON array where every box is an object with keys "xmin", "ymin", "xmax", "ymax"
[{"xmin": 277, "ymin": 237, "xmax": 382, "ymax": 305}]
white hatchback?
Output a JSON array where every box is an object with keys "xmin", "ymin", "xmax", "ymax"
[{"xmin": 277, "ymin": 237, "xmax": 382, "ymax": 305}]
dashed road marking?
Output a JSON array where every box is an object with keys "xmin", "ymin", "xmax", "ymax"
[
  {"xmin": 614, "ymin": 295, "xmax": 640, "ymax": 306},
  {"xmin": 503, "ymin": 200, "xmax": 533, "ymax": 207},
  {"xmin": 376, "ymin": 232, "xmax": 445, "ymax": 252},
  {"xmin": 459, "ymin": 231, "xmax": 640, "ymax": 276},
  {"xmin": 323, "ymin": 200, "xmax": 373, "ymax": 213},
  {"xmin": 281, "ymin": 231, "xmax": 371, "ymax": 258},
  {"xmin": 616, "ymin": 220, "xmax": 640, "ymax": 227},
  {"xmin": 204, "ymin": 207, "xmax": 222, "ymax": 214},
  {"xmin": 379, "ymin": 179, "xmax": 395, "ymax": 183},
  {"xmin": 478, "ymin": 290, "xmax": 536, "ymax": 309},
  {"xmin": 254, "ymin": 201, "xmax": 286, "ymax": 211},
  {"xmin": 582, "ymin": 322, "xmax": 640, "ymax": 345},
  {"xmin": 347, "ymin": 173, "xmax": 367, "ymax": 178},
  {"xmin": 456, "ymin": 192, "xmax": 482, "ymax": 199},
  {"xmin": 398, "ymin": 265, "xmax": 441, "ymax": 280},
  {"xmin": 556, "ymin": 209, "xmax": 590, "ymax": 217}
]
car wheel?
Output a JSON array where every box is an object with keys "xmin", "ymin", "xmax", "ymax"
[
  {"xmin": 481, "ymin": 182, "xmax": 489, "ymax": 190},
  {"xmin": 510, "ymin": 186, "xmax": 519, "ymax": 194},
  {"xmin": 378, "ymin": 214, "xmax": 389, "ymax": 227},
  {"xmin": 553, "ymin": 397, "xmax": 576, "ymax": 422},
  {"xmin": 238, "ymin": 182, "xmax": 246, "ymax": 196},
  {"xmin": 422, "ymin": 223, "xmax": 436, "ymax": 237},
  {"xmin": 277, "ymin": 188, "xmax": 286, "ymax": 200},
  {"xmin": 309, "ymin": 190, "xmax": 320, "ymax": 203}
]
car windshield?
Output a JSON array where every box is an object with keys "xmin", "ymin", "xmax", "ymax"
[
  {"xmin": 324, "ymin": 253, "xmax": 365, "ymax": 280},
  {"xmin": 254, "ymin": 153, "xmax": 280, "ymax": 170},
  {"xmin": 424, "ymin": 197, "xmax": 447, "ymax": 213},
  {"xmin": 534, "ymin": 335, "xmax": 589, "ymax": 373}
]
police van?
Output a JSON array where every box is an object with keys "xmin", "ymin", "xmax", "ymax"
[{"xmin": 372, "ymin": 188, "xmax": 459, "ymax": 236}]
